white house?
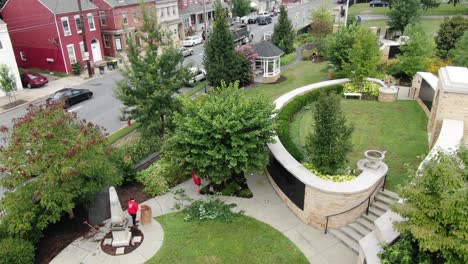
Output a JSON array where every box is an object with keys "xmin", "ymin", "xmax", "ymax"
[{"xmin": 0, "ymin": 19, "xmax": 22, "ymax": 97}]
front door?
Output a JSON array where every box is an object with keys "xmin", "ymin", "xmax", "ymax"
[
  {"xmin": 115, "ymin": 35, "xmax": 122, "ymax": 52},
  {"xmin": 91, "ymin": 39, "xmax": 102, "ymax": 62}
]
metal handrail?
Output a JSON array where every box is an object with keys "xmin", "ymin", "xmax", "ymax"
[{"xmin": 324, "ymin": 174, "xmax": 387, "ymax": 234}]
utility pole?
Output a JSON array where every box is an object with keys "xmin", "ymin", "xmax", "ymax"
[
  {"xmin": 203, "ymin": 0, "xmax": 207, "ymax": 41},
  {"xmin": 77, "ymin": 0, "xmax": 93, "ymax": 78}
]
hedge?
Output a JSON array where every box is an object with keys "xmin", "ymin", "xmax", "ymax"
[
  {"xmin": 0, "ymin": 237, "xmax": 35, "ymax": 264},
  {"xmin": 276, "ymin": 85, "xmax": 343, "ymax": 161}
]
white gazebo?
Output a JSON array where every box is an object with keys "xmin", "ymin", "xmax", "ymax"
[{"xmin": 252, "ymin": 41, "xmax": 284, "ymax": 83}]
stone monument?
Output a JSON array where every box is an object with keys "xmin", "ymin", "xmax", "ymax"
[{"xmin": 109, "ymin": 186, "xmax": 132, "ymax": 247}]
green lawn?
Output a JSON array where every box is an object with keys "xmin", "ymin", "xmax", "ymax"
[
  {"xmin": 360, "ymin": 18, "xmax": 445, "ymax": 37},
  {"xmin": 148, "ymin": 213, "xmax": 308, "ymax": 264},
  {"xmin": 290, "ymin": 100, "xmax": 429, "ymax": 190},
  {"xmin": 246, "ymin": 61, "xmax": 327, "ymax": 100},
  {"xmin": 349, "ymin": 3, "xmax": 468, "ymax": 17}
]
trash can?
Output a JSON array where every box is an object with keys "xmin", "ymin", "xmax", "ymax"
[
  {"xmin": 140, "ymin": 205, "xmax": 152, "ymax": 225},
  {"xmin": 98, "ymin": 66, "xmax": 105, "ymax": 74}
]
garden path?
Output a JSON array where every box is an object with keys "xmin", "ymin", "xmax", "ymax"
[{"xmin": 50, "ymin": 172, "xmax": 357, "ymax": 264}]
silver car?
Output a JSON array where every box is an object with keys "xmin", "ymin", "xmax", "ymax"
[
  {"xmin": 183, "ymin": 36, "xmax": 203, "ymax": 47},
  {"xmin": 181, "ymin": 47, "xmax": 194, "ymax": 57},
  {"xmin": 188, "ymin": 67, "xmax": 206, "ymax": 85}
]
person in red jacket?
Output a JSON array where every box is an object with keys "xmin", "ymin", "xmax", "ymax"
[
  {"xmin": 192, "ymin": 169, "xmax": 202, "ymax": 194},
  {"xmin": 127, "ymin": 198, "xmax": 139, "ymax": 226}
]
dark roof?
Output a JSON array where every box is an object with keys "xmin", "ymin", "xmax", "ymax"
[
  {"xmin": 104, "ymin": 0, "xmax": 155, "ymax": 8},
  {"xmin": 180, "ymin": 3, "xmax": 215, "ymax": 16},
  {"xmin": 252, "ymin": 41, "xmax": 284, "ymax": 58},
  {"xmin": 39, "ymin": 0, "xmax": 98, "ymax": 14}
]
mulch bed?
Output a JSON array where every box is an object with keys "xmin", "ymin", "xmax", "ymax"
[
  {"xmin": 34, "ymin": 183, "xmax": 150, "ymax": 264},
  {"xmin": 100, "ymin": 227, "xmax": 144, "ymax": 255},
  {"xmin": 0, "ymin": 99, "xmax": 28, "ymax": 111}
]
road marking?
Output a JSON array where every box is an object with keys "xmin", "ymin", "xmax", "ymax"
[{"xmin": 68, "ymin": 106, "xmax": 82, "ymax": 112}]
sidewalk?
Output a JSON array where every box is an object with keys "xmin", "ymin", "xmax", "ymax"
[
  {"xmin": 0, "ymin": 69, "xmax": 117, "ymax": 114},
  {"xmin": 50, "ymin": 172, "xmax": 356, "ymax": 264}
]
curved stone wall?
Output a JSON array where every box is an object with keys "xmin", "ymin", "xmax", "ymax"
[{"xmin": 267, "ymin": 78, "xmax": 388, "ymax": 230}]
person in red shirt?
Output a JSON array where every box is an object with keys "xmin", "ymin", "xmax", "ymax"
[
  {"xmin": 127, "ymin": 198, "xmax": 139, "ymax": 226},
  {"xmin": 192, "ymin": 169, "xmax": 202, "ymax": 194}
]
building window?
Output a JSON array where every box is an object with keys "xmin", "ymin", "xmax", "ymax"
[
  {"xmin": 87, "ymin": 13, "xmax": 96, "ymax": 31},
  {"xmin": 67, "ymin": 44, "xmax": 77, "ymax": 64},
  {"xmin": 74, "ymin": 15, "xmax": 82, "ymax": 33},
  {"xmin": 20, "ymin": 51, "xmax": 26, "ymax": 61},
  {"xmin": 79, "ymin": 42, "xmax": 89, "ymax": 60},
  {"xmin": 99, "ymin": 11, "xmax": 107, "ymax": 26},
  {"xmin": 122, "ymin": 11, "xmax": 128, "ymax": 25},
  {"xmin": 61, "ymin": 17, "xmax": 71, "ymax": 36},
  {"xmin": 0, "ymin": 40, "xmax": 3, "ymax": 49},
  {"xmin": 173, "ymin": 6, "xmax": 176, "ymax": 15},
  {"xmin": 103, "ymin": 35, "xmax": 111, "ymax": 48},
  {"xmin": 132, "ymin": 10, "xmax": 138, "ymax": 22},
  {"xmin": 126, "ymin": 31, "xmax": 132, "ymax": 41}
]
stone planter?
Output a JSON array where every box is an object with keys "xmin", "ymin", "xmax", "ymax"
[{"xmin": 378, "ymin": 86, "xmax": 398, "ymax": 102}]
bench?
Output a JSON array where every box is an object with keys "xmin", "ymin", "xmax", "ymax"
[{"xmin": 343, "ymin": 92, "xmax": 362, "ymax": 100}]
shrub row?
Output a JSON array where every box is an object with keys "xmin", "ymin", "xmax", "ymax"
[{"xmin": 276, "ymin": 85, "xmax": 343, "ymax": 162}]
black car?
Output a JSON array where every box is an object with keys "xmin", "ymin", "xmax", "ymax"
[
  {"xmin": 257, "ymin": 17, "xmax": 268, "ymax": 25},
  {"xmin": 247, "ymin": 17, "xmax": 258, "ymax": 24},
  {"xmin": 46, "ymin": 88, "xmax": 93, "ymax": 108},
  {"xmin": 369, "ymin": 0, "xmax": 388, "ymax": 7}
]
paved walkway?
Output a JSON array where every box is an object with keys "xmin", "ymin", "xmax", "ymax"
[{"xmin": 50, "ymin": 172, "xmax": 356, "ymax": 264}]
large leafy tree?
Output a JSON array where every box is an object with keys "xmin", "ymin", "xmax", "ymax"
[
  {"xmin": 231, "ymin": 0, "xmax": 250, "ymax": 18},
  {"xmin": 116, "ymin": 3, "xmax": 189, "ymax": 138},
  {"xmin": 0, "ymin": 104, "xmax": 119, "ymax": 240},
  {"xmin": 203, "ymin": 1, "xmax": 245, "ymax": 87},
  {"xmin": 388, "ymin": 0, "xmax": 420, "ymax": 33},
  {"xmin": 435, "ymin": 16, "xmax": 468, "ymax": 59},
  {"xmin": 162, "ymin": 82, "xmax": 276, "ymax": 184},
  {"xmin": 393, "ymin": 148, "xmax": 468, "ymax": 263},
  {"xmin": 342, "ymin": 27, "xmax": 381, "ymax": 85},
  {"xmin": 0, "ymin": 64, "xmax": 17, "ymax": 102},
  {"xmin": 309, "ymin": 4, "xmax": 333, "ymax": 51},
  {"xmin": 272, "ymin": 5, "xmax": 295, "ymax": 54},
  {"xmin": 324, "ymin": 23, "xmax": 360, "ymax": 77},
  {"xmin": 306, "ymin": 93, "xmax": 353, "ymax": 175},
  {"xmin": 394, "ymin": 24, "xmax": 435, "ymax": 78},
  {"xmin": 448, "ymin": 31, "xmax": 468, "ymax": 67}
]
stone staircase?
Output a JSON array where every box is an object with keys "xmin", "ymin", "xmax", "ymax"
[{"xmin": 329, "ymin": 189, "xmax": 400, "ymax": 254}]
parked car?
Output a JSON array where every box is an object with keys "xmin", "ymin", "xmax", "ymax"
[
  {"xmin": 257, "ymin": 12, "xmax": 269, "ymax": 17},
  {"xmin": 257, "ymin": 17, "xmax": 268, "ymax": 25},
  {"xmin": 247, "ymin": 17, "xmax": 258, "ymax": 24},
  {"xmin": 183, "ymin": 36, "xmax": 203, "ymax": 47},
  {"xmin": 369, "ymin": 0, "xmax": 388, "ymax": 7},
  {"xmin": 269, "ymin": 11, "xmax": 276, "ymax": 17},
  {"xmin": 181, "ymin": 47, "xmax": 194, "ymax": 57},
  {"xmin": 46, "ymin": 88, "xmax": 93, "ymax": 108},
  {"xmin": 20, "ymin": 72, "xmax": 48, "ymax": 88},
  {"xmin": 188, "ymin": 67, "xmax": 206, "ymax": 85}
]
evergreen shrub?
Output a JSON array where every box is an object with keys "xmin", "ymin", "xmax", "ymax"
[{"xmin": 0, "ymin": 237, "xmax": 35, "ymax": 264}]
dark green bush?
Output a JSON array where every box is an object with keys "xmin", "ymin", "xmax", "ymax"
[
  {"xmin": 276, "ymin": 85, "xmax": 343, "ymax": 161},
  {"xmin": 0, "ymin": 237, "xmax": 35, "ymax": 264},
  {"xmin": 72, "ymin": 62, "xmax": 82, "ymax": 75},
  {"xmin": 379, "ymin": 234, "xmax": 444, "ymax": 264}
]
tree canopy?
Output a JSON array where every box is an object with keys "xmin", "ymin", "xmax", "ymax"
[
  {"xmin": 388, "ymin": 0, "xmax": 420, "ymax": 33},
  {"xmin": 231, "ymin": 0, "xmax": 251, "ymax": 18},
  {"xmin": 162, "ymin": 82, "xmax": 277, "ymax": 184},
  {"xmin": 448, "ymin": 31, "xmax": 468, "ymax": 67},
  {"xmin": 324, "ymin": 24, "xmax": 360, "ymax": 77},
  {"xmin": 0, "ymin": 103, "xmax": 119, "ymax": 240},
  {"xmin": 393, "ymin": 148, "xmax": 468, "ymax": 263},
  {"xmin": 116, "ymin": 3, "xmax": 189, "ymax": 138},
  {"xmin": 272, "ymin": 5, "xmax": 296, "ymax": 54},
  {"xmin": 0, "ymin": 64, "xmax": 17, "ymax": 102},
  {"xmin": 435, "ymin": 15, "xmax": 468, "ymax": 59}
]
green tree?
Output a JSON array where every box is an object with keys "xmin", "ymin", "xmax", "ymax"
[
  {"xmin": 0, "ymin": 64, "xmax": 17, "ymax": 103},
  {"xmin": 272, "ymin": 5, "xmax": 295, "ymax": 54},
  {"xmin": 392, "ymin": 148, "xmax": 468, "ymax": 263},
  {"xmin": 309, "ymin": 4, "xmax": 333, "ymax": 51},
  {"xmin": 393, "ymin": 24, "xmax": 434, "ymax": 78},
  {"xmin": 116, "ymin": 3, "xmax": 189, "ymax": 138},
  {"xmin": 0, "ymin": 104, "xmax": 119, "ymax": 240},
  {"xmin": 447, "ymin": 0, "xmax": 461, "ymax": 6},
  {"xmin": 231, "ymin": 0, "xmax": 250, "ymax": 17},
  {"xmin": 324, "ymin": 24, "xmax": 360, "ymax": 77},
  {"xmin": 435, "ymin": 16, "xmax": 468, "ymax": 59},
  {"xmin": 342, "ymin": 27, "xmax": 381, "ymax": 85},
  {"xmin": 306, "ymin": 93, "xmax": 353, "ymax": 175},
  {"xmin": 203, "ymin": 1, "xmax": 245, "ymax": 87},
  {"xmin": 388, "ymin": 0, "xmax": 420, "ymax": 33},
  {"xmin": 162, "ymin": 82, "xmax": 276, "ymax": 184},
  {"xmin": 420, "ymin": 0, "xmax": 440, "ymax": 10},
  {"xmin": 448, "ymin": 31, "xmax": 468, "ymax": 67}
]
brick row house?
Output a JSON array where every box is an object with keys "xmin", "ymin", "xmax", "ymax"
[{"xmin": 0, "ymin": 0, "xmax": 105, "ymax": 74}]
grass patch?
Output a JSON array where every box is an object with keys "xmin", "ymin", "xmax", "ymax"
[
  {"xmin": 290, "ymin": 100, "xmax": 428, "ymax": 190},
  {"xmin": 246, "ymin": 61, "xmax": 327, "ymax": 100},
  {"xmin": 281, "ymin": 53, "xmax": 297, "ymax": 66},
  {"xmin": 183, "ymin": 81, "xmax": 208, "ymax": 97},
  {"xmin": 349, "ymin": 3, "xmax": 468, "ymax": 17},
  {"xmin": 19, "ymin": 67, "xmax": 68, "ymax": 78},
  {"xmin": 360, "ymin": 18, "xmax": 445, "ymax": 37},
  {"xmin": 149, "ymin": 212, "xmax": 308, "ymax": 264},
  {"xmin": 107, "ymin": 122, "xmax": 141, "ymax": 145}
]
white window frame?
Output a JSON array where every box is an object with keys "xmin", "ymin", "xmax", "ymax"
[
  {"xmin": 79, "ymin": 41, "xmax": 89, "ymax": 61},
  {"xmin": 103, "ymin": 35, "xmax": 111, "ymax": 48},
  {"xmin": 20, "ymin": 51, "xmax": 26, "ymax": 61},
  {"xmin": 74, "ymin": 15, "xmax": 82, "ymax": 34},
  {"xmin": 122, "ymin": 11, "xmax": 128, "ymax": 25},
  {"xmin": 132, "ymin": 9, "xmax": 138, "ymax": 22},
  {"xmin": 87, "ymin": 13, "xmax": 96, "ymax": 31},
  {"xmin": 61, "ymin": 17, "xmax": 71, "ymax": 36},
  {"xmin": 67, "ymin": 44, "xmax": 77, "ymax": 64},
  {"xmin": 99, "ymin": 11, "xmax": 107, "ymax": 26}
]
